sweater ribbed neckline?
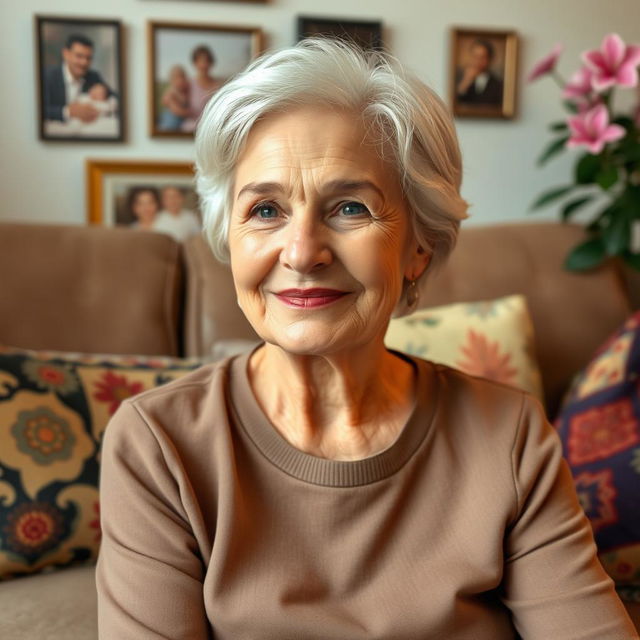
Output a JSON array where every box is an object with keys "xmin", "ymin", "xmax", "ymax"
[{"xmin": 229, "ymin": 345, "xmax": 438, "ymax": 487}]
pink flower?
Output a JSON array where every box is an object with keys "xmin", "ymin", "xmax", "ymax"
[
  {"xmin": 567, "ymin": 103, "xmax": 625, "ymax": 154},
  {"xmin": 563, "ymin": 67, "xmax": 595, "ymax": 100},
  {"xmin": 527, "ymin": 43, "xmax": 563, "ymax": 82},
  {"xmin": 582, "ymin": 33, "xmax": 640, "ymax": 92}
]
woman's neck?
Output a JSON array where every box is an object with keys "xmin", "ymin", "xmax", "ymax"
[{"xmin": 248, "ymin": 342, "xmax": 416, "ymax": 461}]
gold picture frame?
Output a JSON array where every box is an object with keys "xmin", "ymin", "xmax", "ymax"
[
  {"xmin": 148, "ymin": 20, "xmax": 264, "ymax": 138},
  {"xmin": 86, "ymin": 159, "xmax": 198, "ymax": 235},
  {"xmin": 449, "ymin": 27, "xmax": 519, "ymax": 119}
]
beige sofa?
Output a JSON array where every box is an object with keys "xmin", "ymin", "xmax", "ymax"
[{"xmin": 0, "ymin": 221, "xmax": 638, "ymax": 638}]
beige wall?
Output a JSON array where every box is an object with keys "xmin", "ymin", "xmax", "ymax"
[{"xmin": 1, "ymin": 0, "xmax": 639, "ymax": 228}]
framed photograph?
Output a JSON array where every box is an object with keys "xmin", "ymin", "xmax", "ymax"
[
  {"xmin": 35, "ymin": 15, "xmax": 125, "ymax": 142},
  {"xmin": 148, "ymin": 20, "xmax": 263, "ymax": 138},
  {"xmin": 86, "ymin": 160, "xmax": 202, "ymax": 242},
  {"xmin": 449, "ymin": 27, "xmax": 518, "ymax": 119},
  {"xmin": 297, "ymin": 16, "xmax": 383, "ymax": 51}
]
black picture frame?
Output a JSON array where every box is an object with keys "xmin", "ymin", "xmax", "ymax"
[
  {"xmin": 35, "ymin": 15, "xmax": 125, "ymax": 142},
  {"xmin": 297, "ymin": 16, "xmax": 383, "ymax": 51}
]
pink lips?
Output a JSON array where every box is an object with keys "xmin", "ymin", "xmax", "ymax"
[{"xmin": 275, "ymin": 288, "xmax": 348, "ymax": 308}]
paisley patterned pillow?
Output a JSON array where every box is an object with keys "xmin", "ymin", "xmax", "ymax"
[
  {"xmin": 555, "ymin": 312, "xmax": 640, "ymax": 603},
  {"xmin": 0, "ymin": 346, "xmax": 204, "ymax": 581},
  {"xmin": 385, "ymin": 294, "xmax": 544, "ymax": 399}
]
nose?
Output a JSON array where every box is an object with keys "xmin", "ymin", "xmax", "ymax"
[{"xmin": 279, "ymin": 212, "xmax": 332, "ymax": 274}]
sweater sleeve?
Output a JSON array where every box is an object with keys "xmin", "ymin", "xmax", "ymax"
[
  {"xmin": 95, "ymin": 400, "xmax": 212, "ymax": 640},
  {"xmin": 501, "ymin": 394, "xmax": 638, "ymax": 639}
]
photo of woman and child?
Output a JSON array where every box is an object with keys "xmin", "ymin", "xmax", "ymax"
[
  {"xmin": 151, "ymin": 22, "xmax": 261, "ymax": 136},
  {"xmin": 159, "ymin": 46, "xmax": 221, "ymax": 133}
]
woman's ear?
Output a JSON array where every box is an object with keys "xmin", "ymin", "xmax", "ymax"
[{"xmin": 404, "ymin": 243, "xmax": 431, "ymax": 281}]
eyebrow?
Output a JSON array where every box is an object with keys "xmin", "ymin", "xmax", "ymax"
[{"xmin": 236, "ymin": 179, "xmax": 385, "ymax": 201}]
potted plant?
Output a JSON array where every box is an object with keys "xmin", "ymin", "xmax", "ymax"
[{"xmin": 528, "ymin": 34, "xmax": 640, "ymax": 271}]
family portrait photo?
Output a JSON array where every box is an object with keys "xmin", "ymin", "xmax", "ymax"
[
  {"xmin": 35, "ymin": 15, "xmax": 124, "ymax": 142},
  {"xmin": 449, "ymin": 28, "xmax": 518, "ymax": 119},
  {"xmin": 86, "ymin": 160, "xmax": 201, "ymax": 242},
  {"xmin": 148, "ymin": 21, "xmax": 263, "ymax": 137}
]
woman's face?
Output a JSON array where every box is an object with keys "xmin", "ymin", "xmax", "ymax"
[
  {"xmin": 228, "ymin": 106, "xmax": 428, "ymax": 356},
  {"xmin": 194, "ymin": 52, "xmax": 212, "ymax": 74},
  {"xmin": 132, "ymin": 191, "xmax": 158, "ymax": 224}
]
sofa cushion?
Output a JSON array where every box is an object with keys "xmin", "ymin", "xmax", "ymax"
[
  {"xmin": 555, "ymin": 311, "xmax": 640, "ymax": 601},
  {"xmin": 0, "ymin": 223, "xmax": 184, "ymax": 356},
  {"xmin": 0, "ymin": 563, "xmax": 97, "ymax": 639},
  {"xmin": 385, "ymin": 294, "xmax": 544, "ymax": 399},
  {"xmin": 0, "ymin": 346, "xmax": 203, "ymax": 580}
]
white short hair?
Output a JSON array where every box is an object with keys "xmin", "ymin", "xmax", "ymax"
[{"xmin": 195, "ymin": 37, "xmax": 468, "ymax": 271}]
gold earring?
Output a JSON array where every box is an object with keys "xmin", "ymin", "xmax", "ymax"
[{"xmin": 406, "ymin": 279, "xmax": 419, "ymax": 309}]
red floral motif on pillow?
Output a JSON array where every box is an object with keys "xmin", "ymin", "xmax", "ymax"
[
  {"xmin": 456, "ymin": 329, "xmax": 518, "ymax": 386},
  {"xmin": 574, "ymin": 469, "xmax": 618, "ymax": 533},
  {"xmin": 567, "ymin": 398, "xmax": 639, "ymax": 465},
  {"xmin": 93, "ymin": 371, "xmax": 145, "ymax": 416}
]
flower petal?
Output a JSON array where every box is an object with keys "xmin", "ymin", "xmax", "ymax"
[
  {"xmin": 583, "ymin": 50, "xmax": 608, "ymax": 74},
  {"xmin": 588, "ymin": 104, "xmax": 609, "ymax": 134},
  {"xmin": 622, "ymin": 45, "xmax": 640, "ymax": 67},
  {"xmin": 527, "ymin": 43, "xmax": 563, "ymax": 82},
  {"xmin": 602, "ymin": 33, "xmax": 626, "ymax": 68},
  {"xmin": 615, "ymin": 63, "xmax": 639, "ymax": 88},
  {"xmin": 591, "ymin": 74, "xmax": 616, "ymax": 92},
  {"xmin": 601, "ymin": 124, "xmax": 626, "ymax": 143},
  {"xmin": 568, "ymin": 115, "xmax": 588, "ymax": 137}
]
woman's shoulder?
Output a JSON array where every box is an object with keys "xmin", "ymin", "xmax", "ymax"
[
  {"xmin": 414, "ymin": 356, "xmax": 547, "ymax": 442},
  {"xmin": 127, "ymin": 355, "xmax": 234, "ymax": 410}
]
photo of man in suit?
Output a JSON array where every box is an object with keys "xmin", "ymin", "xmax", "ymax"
[
  {"xmin": 456, "ymin": 39, "xmax": 504, "ymax": 106},
  {"xmin": 42, "ymin": 34, "xmax": 117, "ymax": 125}
]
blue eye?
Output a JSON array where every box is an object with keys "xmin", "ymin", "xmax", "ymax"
[
  {"xmin": 252, "ymin": 203, "xmax": 278, "ymax": 219},
  {"xmin": 340, "ymin": 202, "xmax": 369, "ymax": 216}
]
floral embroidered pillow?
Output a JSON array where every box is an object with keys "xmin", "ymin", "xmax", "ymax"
[
  {"xmin": 555, "ymin": 312, "xmax": 640, "ymax": 602},
  {"xmin": 0, "ymin": 346, "xmax": 204, "ymax": 581},
  {"xmin": 384, "ymin": 294, "xmax": 544, "ymax": 400}
]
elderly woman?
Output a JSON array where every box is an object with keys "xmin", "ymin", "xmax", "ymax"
[{"xmin": 96, "ymin": 39, "xmax": 637, "ymax": 639}]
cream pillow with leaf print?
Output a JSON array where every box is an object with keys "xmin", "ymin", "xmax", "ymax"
[{"xmin": 385, "ymin": 294, "xmax": 544, "ymax": 400}]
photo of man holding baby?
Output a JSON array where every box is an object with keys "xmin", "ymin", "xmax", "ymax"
[{"xmin": 36, "ymin": 16, "xmax": 124, "ymax": 142}]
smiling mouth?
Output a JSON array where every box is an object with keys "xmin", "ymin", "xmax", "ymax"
[{"xmin": 274, "ymin": 289, "xmax": 349, "ymax": 309}]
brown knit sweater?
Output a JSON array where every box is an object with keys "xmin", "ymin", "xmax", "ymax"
[{"xmin": 96, "ymin": 349, "xmax": 637, "ymax": 639}]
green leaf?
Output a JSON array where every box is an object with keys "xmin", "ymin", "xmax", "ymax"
[
  {"xmin": 537, "ymin": 136, "xmax": 570, "ymax": 166},
  {"xmin": 530, "ymin": 185, "xmax": 574, "ymax": 211},
  {"xmin": 549, "ymin": 121, "xmax": 568, "ymax": 132},
  {"xmin": 603, "ymin": 215, "xmax": 630, "ymax": 256},
  {"xmin": 596, "ymin": 164, "xmax": 619, "ymax": 190},
  {"xmin": 621, "ymin": 250, "xmax": 640, "ymax": 272},
  {"xmin": 563, "ymin": 100, "xmax": 579, "ymax": 114},
  {"xmin": 564, "ymin": 237, "xmax": 606, "ymax": 271},
  {"xmin": 612, "ymin": 115, "xmax": 634, "ymax": 130},
  {"xmin": 575, "ymin": 153, "xmax": 602, "ymax": 184},
  {"xmin": 586, "ymin": 203, "xmax": 620, "ymax": 232},
  {"xmin": 561, "ymin": 196, "xmax": 594, "ymax": 221}
]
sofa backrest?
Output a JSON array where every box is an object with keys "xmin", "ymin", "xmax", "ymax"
[
  {"xmin": 0, "ymin": 223, "xmax": 183, "ymax": 356},
  {"xmin": 1, "ymin": 221, "xmax": 633, "ymax": 418},
  {"xmin": 182, "ymin": 223, "xmax": 633, "ymax": 417}
]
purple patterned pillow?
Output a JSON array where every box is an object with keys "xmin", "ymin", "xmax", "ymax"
[{"xmin": 555, "ymin": 312, "xmax": 640, "ymax": 603}]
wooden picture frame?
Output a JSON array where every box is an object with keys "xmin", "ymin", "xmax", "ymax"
[
  {"xmin": 297, "ymin": 16, "xmax": 383, "ymax": 51},
  {"xmin": 148, "ymin": 20, "xmax": 263, "ymax": 138},
  {"xmin": 449, "ymin": 27, "xmax": 518, "ymax": 119},
  {"xmin": 86, "ymin": 159, "xmax": 202, "ymax": 242},
  {"xmin": 35, "ymin": 15, "xmax": 125, "ymax": 142}
]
